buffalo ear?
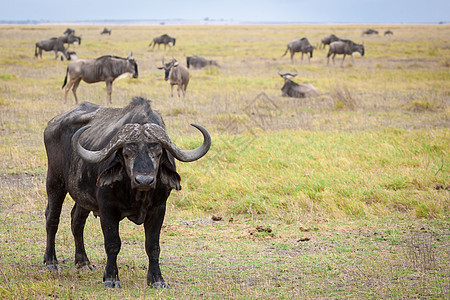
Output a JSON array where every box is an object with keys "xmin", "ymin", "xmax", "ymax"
[
  {"xmin": 159, "ymin": 151, "xmax": 181, "ymax": 190},
  {"xmin": 97, "ymin": 163, "xmax": 124, "ymax": 187}
]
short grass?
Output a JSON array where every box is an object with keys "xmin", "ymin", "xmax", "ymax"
[{"xmin": 0, "ymin": 24, "xmax": 448, "ymax": 298}]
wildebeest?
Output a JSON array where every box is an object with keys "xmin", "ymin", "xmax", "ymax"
[
  {"xmin": 158, "ymin": 58, "xmax": 189, "ymax": 99},
  {"xmin": 186, "ymin": 56, "xmax": 220, "ymax": 69},
  {"xmin": 43, "ymin": 97, "xmax": 211, "ymax": 288},
  {"xmin": 149, "ymin": 34, "xmax": 176, "ymax": 50},
  {"xmin": 327, "ymin": 40, "xmax": 365, "ymax": 66},
  {"xmin": 278, "ymin": 72, "xmax": 320, "ymax": 98},
  {"xmin": 35, "ymin": 37, "xmax": 72, "ymax": 60},
  {"xmin": 362, "ymin": 29, "xmax": 379, "ymax": 36},
  {"xmin": 384, "ymin": 30, "xmax": 393, "ymax": 36},
  {"xmin": 282, "ymin": 38, "xmax": 314, "ymax": 63},
  {"xmin": 101, "ymin": 28, "xmax": 111, "ymax": 35},
  {"xmin": 64, "ymin": 28, "xmax": 75, "ymax": 35},
  {"xmin": 61, "ymin": 33, "xmax": 82, "ymax": 47},
  {"xmin": 62, "ymin": 54, "xmax": 138, "ymax": 104},
  {"xmin": 320, "ymin": 34, "xmax": 341, "ymax": 49}
]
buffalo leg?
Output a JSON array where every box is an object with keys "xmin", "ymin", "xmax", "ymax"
[
  {"xmin": 99, "ymin": 208, "xmax": 122, "ymax": 288},
  {"xmin": 71, "ymin": 204, "xmax": 94, "ymax": 269},
  {"xmin": 144, "ymin": 203, "xmax": 169, "ymax": 288},
  {"xmin": 44, "ymin": 173, "xmax": 67, "ymax": 270}
]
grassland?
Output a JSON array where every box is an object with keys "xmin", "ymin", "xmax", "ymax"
[{"xmin": 0, "ymin": 24, "xmax": 448, "ymax": 299}]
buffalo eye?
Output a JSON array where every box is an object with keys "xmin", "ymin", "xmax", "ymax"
[{"xmin": 122, "ymin": 144, "xmax": 138, "ymax": 159}]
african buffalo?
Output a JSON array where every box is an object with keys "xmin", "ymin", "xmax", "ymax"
[
  {"xmin": 149, "ymin": 34, "xmax": 176, "ymax": 50},
  {"xmin": 282, "ymin": 38, "xmax": 314, "ymax": 63},
  {"xmin": 362, "ymin": 29, "xmax": 379, "ymax": 36},
  {"xmin": 62, "ymin": 54, "xmax": 138, "ymax": 104},
  {"xmin": 158, "ymin": 58, "xmax": 189, "ymax": 99},
  {"xmin": 35, "ymin": 37, "xmax": 72, "ymax": 60},
  {"xmin": 320, "ymin": 34, "xmax": 341, "ymax": 49},
  {"xmin": 43, "ymin": 97, "xmax": 211, "ymax": 288},
  {"xmin": 101, "ymin": 28, "xmax": 111, "ymax": 35},
  {"xmin": 327, "ymin": 40, "xmax": 365, "ymax": 66},
  {"xmin": 186, "ymin": 56, "xmax": 220, "ymax": 69},
  {"xmin": 278, "ymin": 72, "xmax": 320, "ymax": 98}
]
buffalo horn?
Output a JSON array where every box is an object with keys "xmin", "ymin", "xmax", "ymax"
[
  {"xmin": 72, "ymin": 124, "xmax": 142, "ymax": 164},
  {"xmin": 143, "ymin": 123, "xmax": 211, "ymax": 162}
]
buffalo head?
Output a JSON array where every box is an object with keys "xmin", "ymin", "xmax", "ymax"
[{"xmin": 72, "ymin": 122, "xmax": 210, "ymax": 193}]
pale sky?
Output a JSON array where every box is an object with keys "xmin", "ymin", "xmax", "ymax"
[{"xmin": 1, "ymin": 0, "xmax": 448, "ymax": 23}]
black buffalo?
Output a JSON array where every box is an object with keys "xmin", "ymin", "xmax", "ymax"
[
  {"xmin": 186, "ymin": 56, "xmax": 220, "ymax": 69},
  {"xmin": 43, "ymin": 97, "xmax": 211, "ymax": 288},
  {"xmin": 149, "ymin": 34, "xmax": 176, "ymax": 50}
]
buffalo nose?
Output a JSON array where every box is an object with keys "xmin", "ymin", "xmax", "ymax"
[{"xmin": 135, "ymin": 175, "xmax": 154, "ymax": 186}]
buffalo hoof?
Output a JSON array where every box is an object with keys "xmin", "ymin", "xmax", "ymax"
[
  {"xmin": 46, "ymin": 264, "xmax": 61, "ymax": 272},
  {"xmin": 104, "ymin": 280, "xmax": 122, "ymax": 288},
  {"xmin": 152, "ymin": 281, "xmax": 170, "ymax": 289}
]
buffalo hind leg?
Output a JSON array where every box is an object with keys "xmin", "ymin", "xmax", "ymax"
[
  {"xmin": 44, "ymin": 174, "xmax": 67, "ymax": 271},
  {"xmin": 71, "ymin": 204, "xmax": 94, "ymax": 270}
]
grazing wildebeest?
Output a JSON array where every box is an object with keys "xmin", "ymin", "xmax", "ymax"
[
  {"xmin": 278, "ymin": 71, "xmax": 320, "ymax": 98},
  {"xmin": 61, "ymin": 33, "xmax": 82, "ymax": 47},
  {"xmin": 43, "ymin": 97, "xmax": 211, "ymax": 288},
  {"xmin": 384, "ymin": 30, "xmax": 393, "ymax": 36},
  {"xmin": 186, "ymin": 56, "xmax": 220, "ymax": 69},
  {"xmin": 62, "ymin": 54, "xmax": 138, "ymax": 104},
  {"xmin": 320, "ymin": 34, "xmax": 341, "ymax": 49},
  {"xmin": 101, "ymin": 28, "xmax": 111, "ymax": 35},
  {"xmin": 282, "ymin": 38, "xmax": 314, "ymax": 63},
  {"xmin": 362, "ymin": 29, "xmax": 379, "ymax": 36},
  {"xmin": 158, "ymin": 58, "xmax": 189, "ymax": 99},
  {"xmin": 327, "ymin": 40, "xmax": 365, "ymax": 66},
  {"xmin": 64, "ymin": 28, "xmax": 75, "ymax": 35},
  {"xmin": 35, "ymin": 37, "xmax": 72, "ymax": 60},
  {"xmin": 149, "ymin": 34, "xmax": 176, "ymax": 50}
]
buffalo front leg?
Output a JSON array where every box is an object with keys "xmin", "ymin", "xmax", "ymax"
[
  {"xmin": 99, "ymin": 211, "xmax": 122, "ymax": 288},
  {"xmin": 71, "ymin": 204, "xmax": 94, "ymax": 270},
  {"xmin": 145, "ymin": 204, "xmax": 169, "ymax": 288},
  {"xmin": 44, "ymin": 174, "xmax": 67, "ymax": 270}
]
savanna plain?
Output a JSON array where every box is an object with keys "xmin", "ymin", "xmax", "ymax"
[{"xmin": 0, "ymin": 24, "xmax": 449, "ymax": 299}]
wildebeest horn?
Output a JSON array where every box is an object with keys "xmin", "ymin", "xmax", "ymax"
[
  {"xmin": 72, "ymin": 124, "xmax": 143, "ymax": 164},
  {"xmin": 143, "ymin": 123, "xmax": 211, "ymax": 162}
]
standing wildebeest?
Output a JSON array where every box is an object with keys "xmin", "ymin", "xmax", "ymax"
[
  {"xmin": 320, "ymin": 34, "xmax": 341, "ymax": 49},
  {"xmin": 43, "ymin": 97, "xmax": 211, "ymax": 288},
  {"xmin": 35, "ymin": 37, "xmax": 72, "ymax": 60},
  {"xmin": 327, "ymin": 40, "xmax": 365, "ymax": 66},
  {"xmin": 101, "ymin": 28, "xmax": 111, "ymax": 35},
  {"xmin": 282, "ymin": 38, "xmax": 314, "ymax": 63},
  {"xmin": 61, "ymin": 33, "xmax": 82, "ymax": 47},
  {"xmin": 62, "ymin": 54, "xmax": 138, "ymax": 104},
  {"xmin": 158, "ymin": 58, "xmax": 189, "ymax": 99},
  {"xmin": 64, "ymin": 28, "xmax": 75, "ymax": 35},
  {"xmin": 278, "ymin": 71, "xmax": 320, "ymax": 98},
  {"xmin": 186, "ymin": 56, "xmax": 220, "ymax": 69},
  {"xmin": 362, "ymin": 29, "xmax": 379, "ymax": 36},
  {"xmin": 384, "ymin": 30, "xmax": 393, "ymax": 36},
  {"xmin": 149, "ymin": 34, "xmax": 176, "ymax": 50}
]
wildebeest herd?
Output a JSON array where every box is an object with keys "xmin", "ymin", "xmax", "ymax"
[{"xmin": 36, "ymin": 26, "xmax": 386, "ymax": 289}]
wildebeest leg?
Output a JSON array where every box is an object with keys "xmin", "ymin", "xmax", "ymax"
[
  {"xmin": 170, "ymin": 84, "xmax": 174, "ymax": 98},
  {"xmin": 70, "ymin": 78, "xmax": 82, "ymax": 104},
  {"xmin": 99, "ymin": 208, "xmax": 122, "ymax": 288},
  {"xmin": 105, "ymin": 80, "xmax": 113, "ymax": 104},
  {"xmin": 341, "ymin": 54, "xmax": 346, "ymax": 67},
  {"xmin": 71, "ymin": 204, "xmax": 94, "ymax": 270},
  {"xmin": 39, "ymin": 48, "xmax": 43, "ymax": 59},
  {"xmin": 44, "ymin": 173, "xmax": 67, "ymax": 270},
  {"xmin": 145, "ymin": 203, "xmax": 170, "ymax": 288},
  {"xmin": 290, "ymin": 50, "xmax": 295, "ymax": 63}
]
